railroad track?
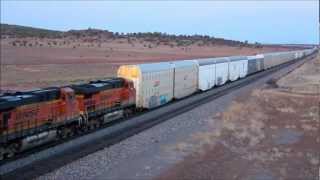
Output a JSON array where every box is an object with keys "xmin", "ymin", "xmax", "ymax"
[{"xmin": 0, "ymin": 53, "xmax": 317, "ymax": 179}]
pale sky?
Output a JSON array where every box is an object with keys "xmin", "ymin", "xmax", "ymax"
[{"xmin": 1, "ymin": 1, "xmax": 318, "ymax": 44}]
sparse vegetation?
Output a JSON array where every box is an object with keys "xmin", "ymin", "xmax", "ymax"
[
  {"xmin": 1, "ymin": 23, "xmax": 260, "ymax": 48},
  {"xmin": 1, "ymin": 24, "xmax": 62, "ymax": 38}
]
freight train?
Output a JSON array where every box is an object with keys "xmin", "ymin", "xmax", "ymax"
[{"xmin": 0, "ymin": 48, "xmax": 317, "ymax": 160}]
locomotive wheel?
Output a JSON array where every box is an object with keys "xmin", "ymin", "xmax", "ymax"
[
  {"xmin": 58, "ymin": 128, "xmax": 69, "ymax": 139},
  {"xmin": 82, "ymin": 126, "xmax": 90, "ymax": 132},
  {"xmin": 68, "ymin": 130, "xmax": 74, "ymax": 137},
  {"xmin": 95, "ymin": 122, "xmax": 101, "ymax": 129},
  {"xmin": 6, "ymin": 144, "xmax": 18, "ymax": 158},
  {"xmin": 124, "ymin": 109, "xmax": 133, "ymax": 118}
]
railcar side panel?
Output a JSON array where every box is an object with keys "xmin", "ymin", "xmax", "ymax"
[
  {"xmin": 247, "ymin": 57, "xmax": 258, "ymax": 75},
  {"xmin": 239, "ymin": 60, "xmax": 248, "ymax": 78},
  {"xmin": 118, "ymin": 63, "xmax": 174, "ymax": 109},
  {"xmin": 228, "ymin": 61, "xmax": 238, "ymax": 81},
  {"xmin": 228, "ymin": 57, "xmax": 248, "ymax": 81},
  {"xmin": 172, "ymin": 61, "xmax": 198, "ymax": 98},
  {"xmin": 198, "ymin": 64, "xmax": 216, "ymax": 91},
  {"xmin": 215, "ymin": 62, "xmax": 229, "ymax": 86}
]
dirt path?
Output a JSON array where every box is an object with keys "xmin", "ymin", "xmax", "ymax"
[{"xmin": 156, "ymin": 55, "xmax": 320, "ymax": 180}]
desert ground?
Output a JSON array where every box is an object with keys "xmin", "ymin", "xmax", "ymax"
[
  {"xmin": 1, "ymin": 38, "xmax": 293, "ymax": 91},
  {"xmin": 157, "ymin": 54, "xmax": 320, "ymax": 180}
]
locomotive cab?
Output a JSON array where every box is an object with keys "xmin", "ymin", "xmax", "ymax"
[{"xmin": 60, "ymin": 87, "xmax": 79, "ymax": 118}]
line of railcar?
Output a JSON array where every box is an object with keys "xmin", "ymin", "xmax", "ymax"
[
  {"xmin": 0, "ymin": 48, "xmax": 317, "ymax": 160},
  {"xmin": 118, "ymin": 48, "xmax": 317, "ymax": 108}
]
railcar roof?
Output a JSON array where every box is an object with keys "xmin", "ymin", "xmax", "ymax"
[
  {"xmin": 228, "ymin": 56, "xmax": 248, "ymax": 62},
  {"xmin": 170, "ymin": 60, "xmax": 198, "ymax": 68},
  {"xmin": 138, "ymin": 62, "xmax": 173, "ymax": 73},
  {"xmin": 196, "ymin": 57, "xmax": 228, "ymax": 66}
]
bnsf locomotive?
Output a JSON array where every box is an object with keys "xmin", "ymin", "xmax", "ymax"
[
  {"xmin": 0, "ymin": 48, "xmax": 317, "ymax": 160},
  {"xmin": 0, "ymin": 78, "xmax": 135, "ymax": 160}
]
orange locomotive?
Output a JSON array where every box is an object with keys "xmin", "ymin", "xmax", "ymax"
[
  {"xmin": 0, "ymin": 77, "xmax": 135, "ymax": 160},
  {"xmin": 72, "ymin": 78, "xmax": 135, "ymax": 130}
]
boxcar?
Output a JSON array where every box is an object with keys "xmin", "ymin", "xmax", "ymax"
[
  {"xmin": 171, "ymin": 60, "xmax": 198, "ymax": 99},
  {"xmin": 118, "ymin": 62, "xmax": 174, "ymax": 109},
  {"xmin": 247, "ymin": 56, "xmax": 258, "ymax": 75},
  {"xmin": 215, "ymin": 58, "xmax": 230, "ymax": 86},
  {"xmin": 264, "ymin": 51, "xmax": 296, "ymax": 69},
  {"xmin": 263, "ymin": 52, "xmax": 281, "ymax": 69},
  {"xmin": 196, "ymin": 57, "xmax": 229, "ymax": 91},
  {"xmin": 228, "ymin": 56, "xmax": 248, "ymax": 81},
  {"xmin": 247, "ymin": 54, "xmax": 264, "ymax": 75},
  {"xmin": 197, "ymin": 58, "xmax": 216, "ymax": 91}
]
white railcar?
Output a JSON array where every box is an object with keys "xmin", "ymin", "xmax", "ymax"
[
  {"xmin": 196, "ymin": 57, "xmax": 229, "ymax": 91},
  {"xmin": 118, "ymin": 62, "xmax": 174, "ymax": 109},
  {"xmin": 228, "ymin": 56, "xmax": 248, "ymax": 81},
  {"xmin": 171, "ymin": 60, "xmax": 198, "ymax": 99},
  {"xmin": 197, "ymin": 58, "xmax": 217, "ymax": 91},
  {"xmin": 215, "ymin": 58, "xmax": 230, "ymax": 86}
]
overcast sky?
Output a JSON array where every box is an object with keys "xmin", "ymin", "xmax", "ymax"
[{"xmin": 1, "ymin": 1, "xmax": 318, "ymax": 44}]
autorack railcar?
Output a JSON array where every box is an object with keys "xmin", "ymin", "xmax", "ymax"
[
  {"xmin": 247, "ymin": 54, "xmax": 264, "ymax": 75},
  {"xmin": 171, "ymin": 60, "xmax": 198, "ymax": 99},
  {"xmin": 196, "ymin": 57, "xmax": 230, "ymax": 91},
  {"xmin": 118, "ymin": 62, "xmax": 174, "ymax": 109}
]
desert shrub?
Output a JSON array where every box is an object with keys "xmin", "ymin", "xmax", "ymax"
[{"xmin": 12, "ymin": 42, "xmax": 17, "ymax": 46}]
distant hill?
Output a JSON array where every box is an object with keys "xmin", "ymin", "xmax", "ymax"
[
  {"xmin": 1, "ymin": 24, "xmax": 63, "ymax": 38},
  {"xmin": 1, "ymin": 23, "xmax": 261, "ymax": 47}
]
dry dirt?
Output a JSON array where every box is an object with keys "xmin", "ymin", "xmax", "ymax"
[
  {"xmin": 0, "ymin": 38, "xmax": 292, "ymax": 91},
  {"xmin": 277, "ymin": 53, "xmax": 320, "ymax": 94},
  {"xmin": 157, "ymin": 55, "xmax": 320, "ymax": 180}
]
